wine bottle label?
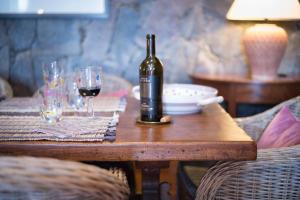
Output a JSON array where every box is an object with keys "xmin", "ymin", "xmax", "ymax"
[{"xmin": 140, "ymin": 75, "xmax": 162, "ymax": 121}]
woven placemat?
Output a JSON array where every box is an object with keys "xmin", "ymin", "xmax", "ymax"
[
  {"xmin": 0, "ymin": 97, "xmax": 126, "ymax": 114},
  {"xmin": 0, "ymin": 114, "xmax": 119, "ymax": 142}
]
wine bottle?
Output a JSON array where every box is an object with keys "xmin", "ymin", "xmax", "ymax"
[{"xmin": 139, "ymin": 34, "xmax": 164, "ymax": 122}]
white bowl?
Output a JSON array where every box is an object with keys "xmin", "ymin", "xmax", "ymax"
[{"xmin": 132, "ymin": 84, "xmax": 223, "ymax": 115}]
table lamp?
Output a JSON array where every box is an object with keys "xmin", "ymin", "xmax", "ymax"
[{"xmin": 226, "ymin": 0, "xmax": 300, "ymax": 79}]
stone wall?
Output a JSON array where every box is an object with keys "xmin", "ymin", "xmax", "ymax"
[{"xmin": 0, "ymin": 0, "xmax": 300, "ymax": 96}]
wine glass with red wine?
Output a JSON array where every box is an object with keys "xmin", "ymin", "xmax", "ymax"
[{"xmin": 77, "ymin": 66, "xmax": 102, "ymax": 117}]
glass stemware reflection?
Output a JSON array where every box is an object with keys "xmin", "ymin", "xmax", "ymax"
[
  {"xmin": 66, "ymin": 74, "xmax": 84, "ymax": 111},
  {"xmin": 77, "ymin": 66, "xmax": 102, "ymax": 117}
]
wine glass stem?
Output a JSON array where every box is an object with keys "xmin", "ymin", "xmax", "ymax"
[{"xmin": 87, "ymin": 97, "xmax": 94, "ymax": 117}]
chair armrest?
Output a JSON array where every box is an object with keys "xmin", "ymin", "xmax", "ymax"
[
  {"xmin": 235, "ymin": 117, "xmax": 269, "ymax": 141},
  {"xmin": 234, "ymin": 96, "xmax": 300, "ymax": 141},
  {"xmin": 196, "ymin": 144, "xmax": 300, "ymax": 200}
]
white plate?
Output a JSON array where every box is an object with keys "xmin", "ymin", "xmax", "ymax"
[{"xmin": 132, "ymin": 84, "xmax": 223, "ymax": 115}]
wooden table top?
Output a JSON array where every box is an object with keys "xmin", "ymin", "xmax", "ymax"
[{"xmin": 0, "ymin": 98, "xmax": 256, "ymax": 161}]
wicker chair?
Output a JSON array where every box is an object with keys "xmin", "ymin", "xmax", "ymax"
[
  {"xmin": 178, "ymin": 96, "xmax": 300, "ymax": 200},
  {"xmin": 0, "ymin": 77, "xmax": 13, "ymax": 100},
  {"xmin": 0, "ymin": 156, "xmax": 130, "ymax": 200}
]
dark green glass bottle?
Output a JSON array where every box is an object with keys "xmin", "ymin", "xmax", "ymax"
[{"xmin": 139, "ymin": 34, "xmax": 163, "ymax": 122}]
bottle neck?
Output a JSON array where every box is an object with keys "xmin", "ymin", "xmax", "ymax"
[{"xmin": 146, "ymin": 34, "xmax": 156, "ymax": 57}]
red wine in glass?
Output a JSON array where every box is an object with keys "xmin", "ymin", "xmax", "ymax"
[
  {"xmin": 78, "ymin": 87, "xmax": 101, "ymax": 97},
  {"xmin": 77, "ymin": 66, "xmax": 102, "ymax": 117}
]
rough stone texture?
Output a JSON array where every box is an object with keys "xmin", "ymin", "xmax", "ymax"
[
  {"xmin": 81, "ymin": 20, "xmax": 113, "ymax": 64},
  {"xmin": 7, "ymin": 20, "xmax": 36, "ymax": 51},
  {"xmin": 102, "ymin": 2, "xmax": 141, "ymax": 80},
  {"xmin": 0, "ymin": 0, "xmax": 299, "ymax": 96},
  {"xmin": 280, "ymin": 31, "xmax": 300, "ymax": 75},
  {"xmin": 33, "ymin": 19, "xmax": 81, "ymax": 57},
  {"xmin": 10, "ymin": 50, "xmax": 35, "ymax": 96},
  {"xmin": 0, "ymin": 46, "xmax": 9, "ymax": 80},
  {"xmin": 0, "ymin": 21, "xmax": 8, "ymax": 48}
]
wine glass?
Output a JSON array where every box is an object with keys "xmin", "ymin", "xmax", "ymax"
[
  {"xmin": 77, "ymin": 66, "xmax": 102, "ymax": 117},
  {"xmin": 65, "ymin": 73, "xmax": 84, "ymax": 111}
]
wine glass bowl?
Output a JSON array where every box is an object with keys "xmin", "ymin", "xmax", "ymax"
[
  {"xmin": 65, "ymin": 75, "xmax": 84, "ymax": 111},
  {"xmin": 77, "ymin": 66, "xmax": 102, "ymax": 117},
  {"xmin": 78, "ymin": 87, "xmax": 100, "ymax": 97}
]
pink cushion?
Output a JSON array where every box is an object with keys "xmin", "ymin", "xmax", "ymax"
[{"xmin": 257, "ymin": 106, "xmax": 300, "ymax": 149}]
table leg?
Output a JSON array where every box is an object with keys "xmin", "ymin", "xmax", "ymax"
[
  {"xmin": 136, "ymin": 161, "xmax": 170, "ymax": 200},
  {"xmin": 228, "ymin": 85, "xmax": 237, "ymax": 117},
  {"xmin": 228, "ymin": 99, "xmax": 237, "ymax": 117}
]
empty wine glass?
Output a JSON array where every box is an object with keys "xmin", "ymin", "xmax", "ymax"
[
  {"xmin": 65, "ymin": 73, "xmax": 84, "ymax": 111},
  {"xmin": 77, "ymin": 66, "xmax": 102, "ymax": 117}
]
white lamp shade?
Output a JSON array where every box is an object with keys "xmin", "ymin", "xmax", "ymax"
[{"xmin": 226, "ymin": 0, "xmax": 300, "ymax": 21}]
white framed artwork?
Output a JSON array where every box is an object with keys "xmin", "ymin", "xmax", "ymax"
[{"xmin": 0, "ymin": 0, "xmax": 109, "ymax": 18}]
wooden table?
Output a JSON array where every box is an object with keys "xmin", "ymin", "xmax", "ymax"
[
  {"xmin": 190, "ymin": 73, "xmax": 300, "ymax": 117},
  {"xmin": 0, "ymin": 98, "xmax": 256, "ymax": 200}
]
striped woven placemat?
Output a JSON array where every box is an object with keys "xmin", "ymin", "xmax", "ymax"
[
  {"xmin": 0, "ymin": 97, "xmax": 126, "ymax": 114},
  {"xmin": 0, "ymin": 114, "xmax": 119, "ymax": 142}
]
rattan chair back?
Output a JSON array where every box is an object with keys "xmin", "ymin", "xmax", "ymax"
[
  {"xmin": 196, "ymin": 96, "xmax": 300, "ymax": 200},
  {"xmin": 0, "ymin": 156, "xmax": 129, "ymax": 200}
]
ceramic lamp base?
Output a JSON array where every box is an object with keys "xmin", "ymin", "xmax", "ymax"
[{"xmin": 243, "ymin": 24, "xmax": 287, "ymax": 80}]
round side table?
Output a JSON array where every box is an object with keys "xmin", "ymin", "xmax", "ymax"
[{"xmin": 190, "ymin": 74, "xmax": 300, "ymax": 117}]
